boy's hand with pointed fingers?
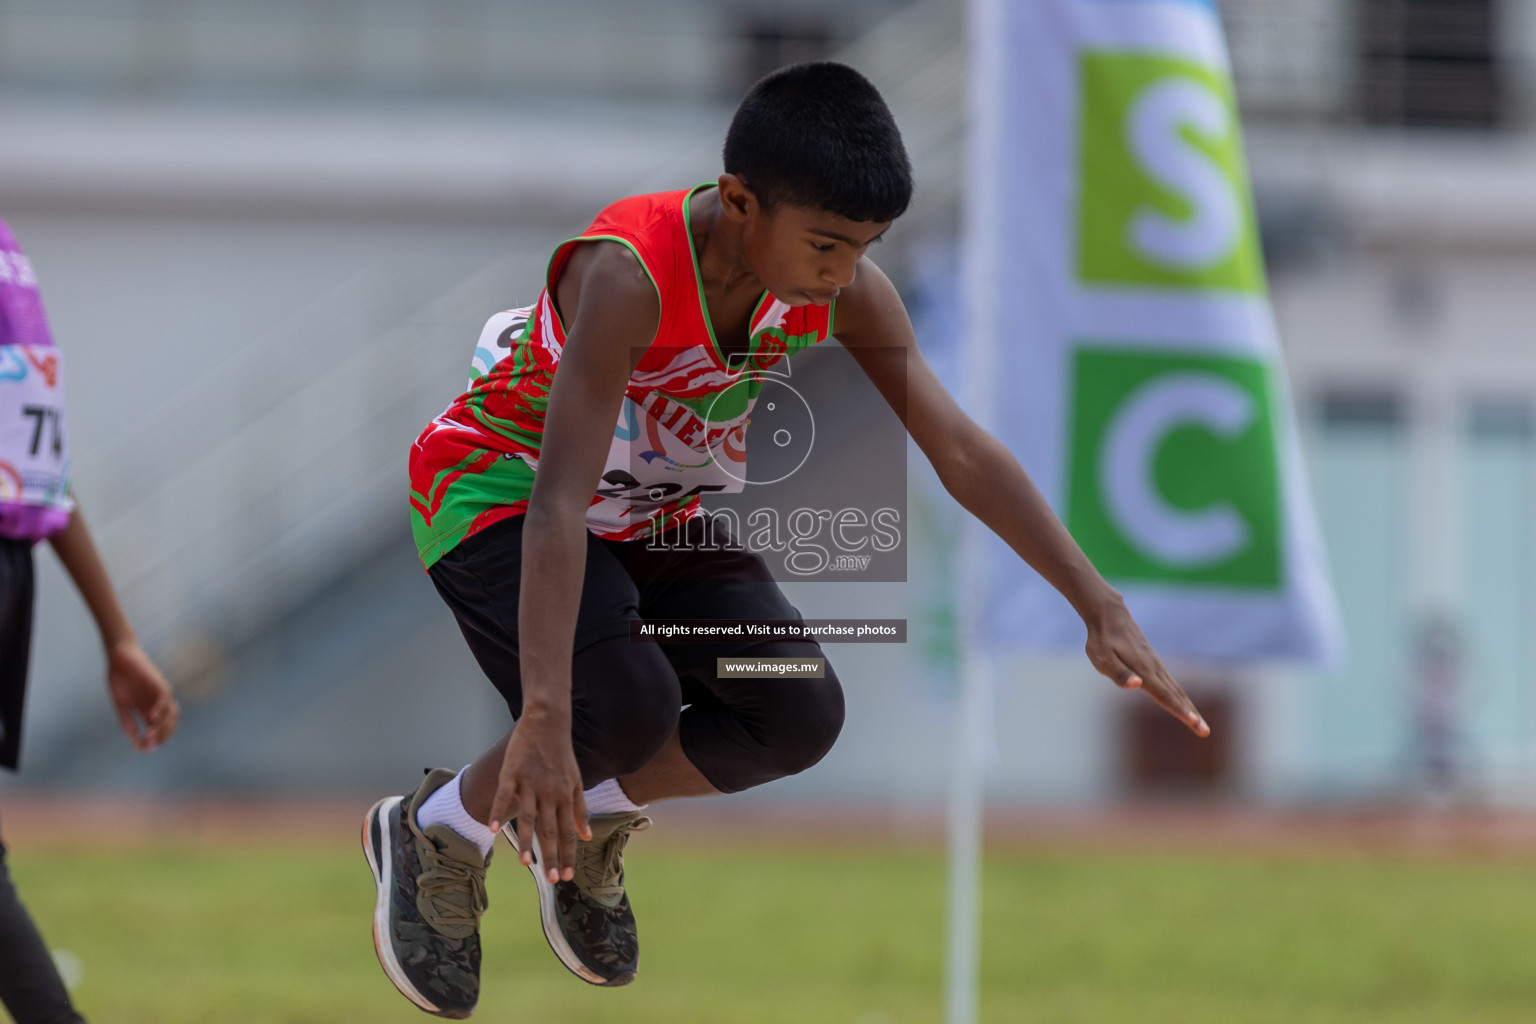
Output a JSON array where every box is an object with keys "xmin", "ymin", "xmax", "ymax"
[
  {"xmin": 1083, "ymin": 596, "xmax": 1210, "ymax": 737},
  {"xmin": 487, "ymin": 713, "xmax": 593, "ymax": 885}
]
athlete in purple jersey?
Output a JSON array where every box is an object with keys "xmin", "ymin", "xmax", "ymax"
[{"xmin": 0, "ymin": 219, "xmax": 179, "ymax": 1024}]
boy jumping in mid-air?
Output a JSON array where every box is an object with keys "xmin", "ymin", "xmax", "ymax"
[{"xmin": 366, "ymin": 62, "xmax": 1208, "ymax": 1018}]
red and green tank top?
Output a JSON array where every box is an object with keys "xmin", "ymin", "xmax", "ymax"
[{"xmin": 408, "ymin": 184, "xmax": 836, "ymax": 568}]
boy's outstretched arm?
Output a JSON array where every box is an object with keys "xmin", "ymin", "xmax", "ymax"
[
  {"xmin": 46, "ymin": 505, "xmax": 180, "ymax": 750},
  {"xmin": 835, "ymin": 260, "xmax": 1209, "ymax": 737},
  {"xmin": 486, "ymin": 240, "xmax": 660, "ymax": 881}
]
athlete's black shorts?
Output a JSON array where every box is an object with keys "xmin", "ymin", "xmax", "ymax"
[
  {"xmin": 428, "ymin": 514, "xmax": 844, "ymax": 794},
  {"xmin": 0, "ymin": 538, "xmax": 35, "ymax": 772}
]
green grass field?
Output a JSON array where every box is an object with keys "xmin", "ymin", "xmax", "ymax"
[{"xmin": 10, "ymin": 836, "xmax": 1536, "ymax": 1023}]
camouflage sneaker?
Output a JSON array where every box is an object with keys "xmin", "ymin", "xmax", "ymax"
[
  {"xmin": 363, "ymin": 769, "xmax": 490, "ymax": 1018},
  {"xmin": 502, "ymin": 810, "xmax": 651, "ymax": 986}
]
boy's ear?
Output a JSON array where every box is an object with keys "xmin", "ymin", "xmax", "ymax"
[{"xmin": 717, "ymin": 173, "xmax": 760, "ymax": 222}]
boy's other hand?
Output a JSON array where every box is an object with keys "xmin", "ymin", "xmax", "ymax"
[
  {"xmin": 1083, "ymin": 597, "xmax": 1210, "ymax": 737},
  {"xmin": 488, "ymin": 712, "xmax": 592, "ymax": 884},
  {"xmin": 106, "ymin": 640, "xmax": 180, "ymax": 751}
]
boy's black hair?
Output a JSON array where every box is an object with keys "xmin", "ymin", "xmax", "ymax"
[{"xmin": 723, "ymin": 61, "xmax": 913, "ymax": 224}]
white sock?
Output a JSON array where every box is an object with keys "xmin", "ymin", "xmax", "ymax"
[
  {"xmin": 583, "ymin": 778, "xmax": 645, "ymax": 817},
  {"xmin": 417, "ymin": 766, "xmax": 496, "ymax": 858}
]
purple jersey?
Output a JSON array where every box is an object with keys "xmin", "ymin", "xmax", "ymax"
[{"xmin": 0, "ymin": 221, "xmax": 71, "ymax": 541}]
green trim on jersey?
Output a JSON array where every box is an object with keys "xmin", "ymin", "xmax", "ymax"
[
  {"xmin": 543, "ymin": 234, "xmax": 664, "ymax": 340},
  {"xmin": 681, "ymin": 184, "xmax": 772, "ymax": 370}
]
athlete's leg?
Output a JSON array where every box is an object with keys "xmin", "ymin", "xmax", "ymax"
[
  {"xmin": 433, "ymin": 633, "xmax": 677, "ymax": 990},
  {"xmin": 0, "ymin": 824, "xmax": 86, "ymax": 1024},
  {"xmin": 455, "ymin": 634, "xmax": 681, "ymax": 820},
  {"xmin": 616, "ymin": 521, "xmax": 846, "ymax": 802},
  {"xmin": 619, "ymin": 640, "xmax": 843, "ymax": 801},
  {"xmin": 615, "ymin": 728, "xmax": 715, "ymax": 804},
  {"xmin": 414, "ymin": 517, "xmax": 682, "ymax": 989},
  {"xmin": 0, "ymin": 539, "xmax": 82, "ymax": 1022},
  {"xmin": 431, "ymin": 516, "xmax": 682, "ymax": 805}
]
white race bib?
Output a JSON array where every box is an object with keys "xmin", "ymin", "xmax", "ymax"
[
  {"xmin": 587, "ymin": 396, "xmax": 746, "ymax": 535},
  {"xmin": 0, "ymin": 344, "xmax": 70, "ymax": 510}
]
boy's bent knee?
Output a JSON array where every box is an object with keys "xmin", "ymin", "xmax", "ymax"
[
  {"xmin": 690, "ymin": 660, "xmax": 846, "ymax": 791},
  {"xmin": 758, "ymin": 673, "xmax": 845, "ymax": 778}
]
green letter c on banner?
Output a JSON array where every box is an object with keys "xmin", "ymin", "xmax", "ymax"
[
  {"xmin": 1100, "ymin": 370, "xmax": 1253, "ymax": 566},
  {"xmin": 1066, "ymin": 348, "xmax": 1282, "ymax": 588}
]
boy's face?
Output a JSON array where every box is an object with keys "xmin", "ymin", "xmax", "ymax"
[{"xmin": 721, "ymin": 176, "xmax": 890, "ymax": 307}]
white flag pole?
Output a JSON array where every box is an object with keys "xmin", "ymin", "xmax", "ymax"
[
  {"xmin": 944, "ymin": 641, "xmax": 992, "ymax": 1024},
  {"xmin": 946, "ymin": 0, "xmax": 1004, "ymax": 1021}
]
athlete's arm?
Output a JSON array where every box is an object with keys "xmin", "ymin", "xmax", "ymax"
[
  {"xmin": 834, "ymin": 260, "xmax": 1208, "ymax": 737},
  {"xmin": 47, "ymin": 505, "xmax": 180, "ymax": 750},
  {"xmin": 487, "ymin": 240, "xmax": 659, "ymax": 882}
]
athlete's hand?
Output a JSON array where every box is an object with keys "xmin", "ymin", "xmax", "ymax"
[
  {"xmin": 487, "ymin": 711, "xmax": 592, "ymax": 884},
  {"xmin": 106, "ymin": 639, "xmax": 180, "ymax": 751},
  {"xmin": 1083, "ymin": 596, "xmax": 1209, "ymax": 737}
]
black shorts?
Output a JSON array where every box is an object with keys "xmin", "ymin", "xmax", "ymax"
[
  {"xmin": 428, "ymin": 514, "xmax": 844, "ymax": 793},
  {"xmin": 0, "ymin": 538, "xmax": 34, "ymax": 772}
]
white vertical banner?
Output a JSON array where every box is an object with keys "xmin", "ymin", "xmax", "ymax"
[{"xmin": 964, "ymin": 0, "xmax": 1343, "ymax": 665}]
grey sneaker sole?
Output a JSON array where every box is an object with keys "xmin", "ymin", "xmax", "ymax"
[
  {"xmin": 499, "ymin": 824, "xmax": 635, "ymax": 987},
  {"xmin": 364, "ymin": 796, "xmax": 470, "ymax": 1018}
]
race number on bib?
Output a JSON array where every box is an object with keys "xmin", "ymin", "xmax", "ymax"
[
  {"xmin": 586, "ymin": 396, "xmax": 746, "ymax": 534},
  {"xmin": 0, "ymin": 344, "xmax": 70, "ymax": 510}
]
